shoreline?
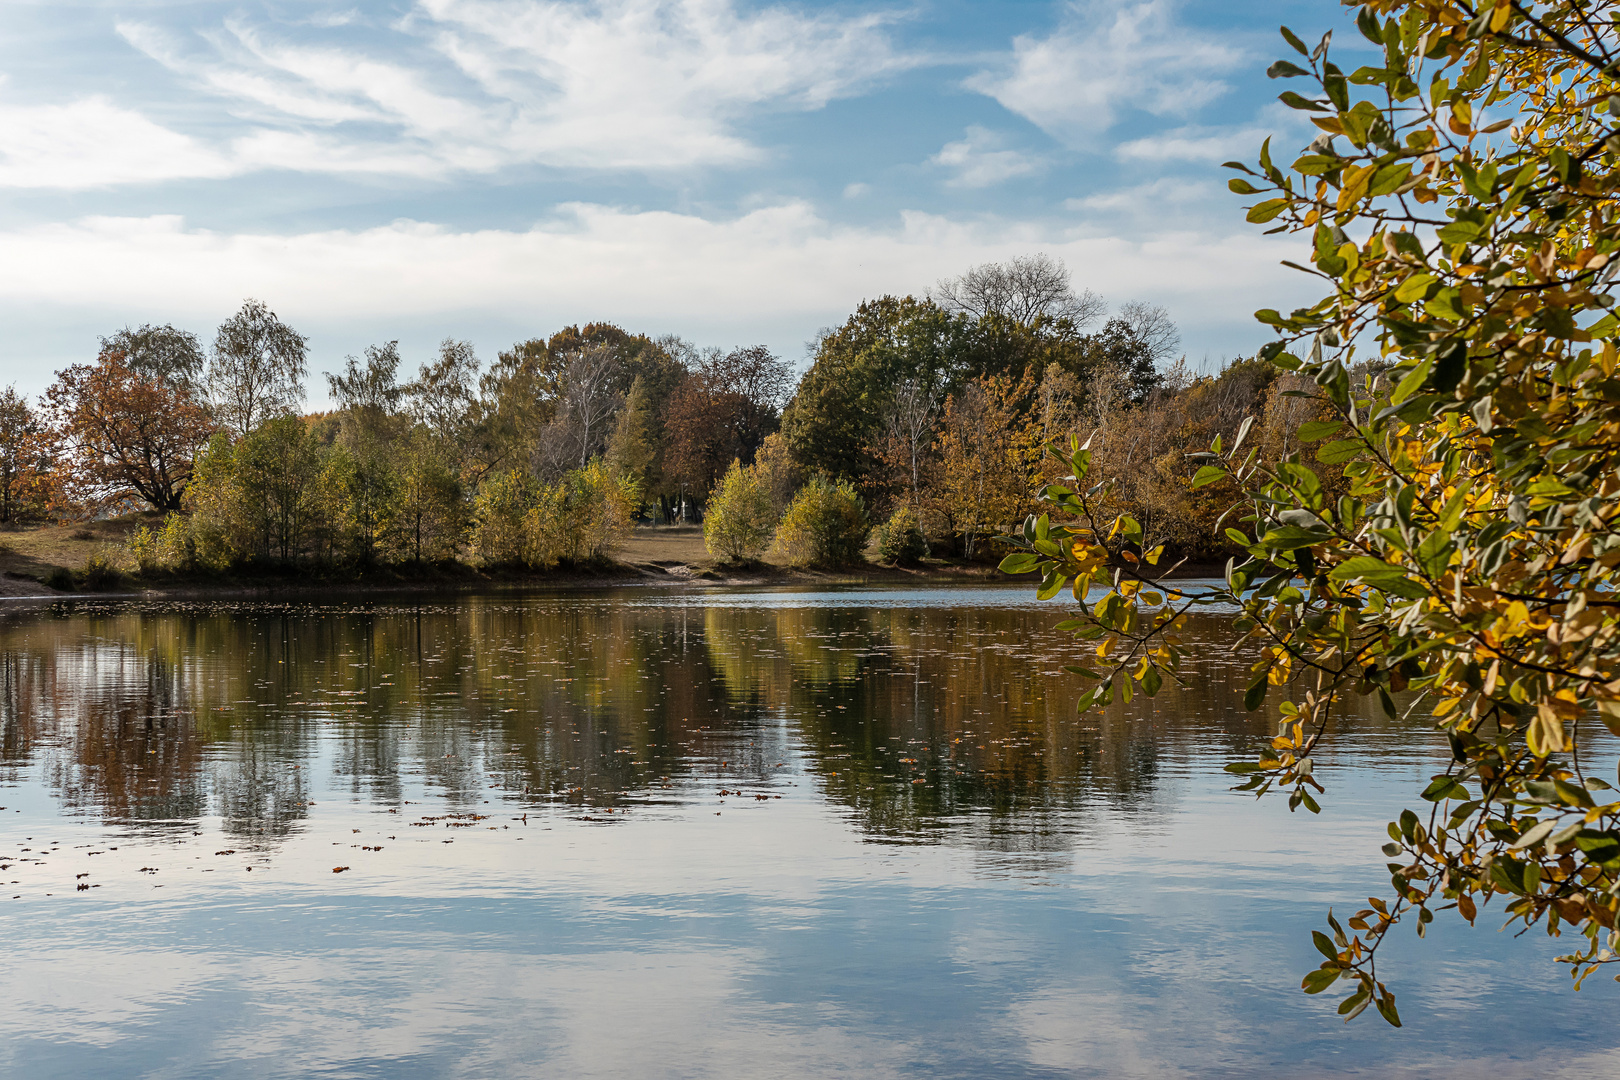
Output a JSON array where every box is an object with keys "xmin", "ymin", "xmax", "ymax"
[
  {"xmin": 0, "ymin": 521, "xmax": 1229, "ymax": 602},
  {"xmin": 0, "ymin": 557, "xmax": 1233, "ymax": 603}
]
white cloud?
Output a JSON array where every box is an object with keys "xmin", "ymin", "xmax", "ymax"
[
  {"xmin": 966, "ymin": 0, "xmax": 1244, "ymax": 146},
  {"xmin": 1114, "ymin": 126, "xmax": 1274, "ymax": 164},
  {"xmin": 0, "ymin": 97, "xmax": 238, "ymax": 189},
  {"xmin": 930, "ymin": 126, "xmax": 1042, "ymax": 188},
  {"xmin": 1064, "ymin": 178, "xmax": 1208, "ymax": 215},
  {"xmin": 102, "ymin": 0, "xmax": 909, "ymax": 179},
  {"xmin": 0, "ymin": 205, "xmax": 1308, "ymax": 382}
]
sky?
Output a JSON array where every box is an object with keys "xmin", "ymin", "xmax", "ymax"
[{"xmin": 0, "ymin": 0, "xmax": 1366, "ymax": 405}]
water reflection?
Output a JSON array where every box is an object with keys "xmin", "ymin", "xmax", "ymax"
[
  {"xmin": 1, "ymin": 588, "xmax": 1613, "ymax": 1080},
  {"xmin": 0, "ymin": 589, "xmax": 1424, "ymax": 856}
]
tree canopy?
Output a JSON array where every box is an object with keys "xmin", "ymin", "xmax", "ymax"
[{"xmin": 1004, "ymin": 0, "xmax": 1620, "ymax": 1026}]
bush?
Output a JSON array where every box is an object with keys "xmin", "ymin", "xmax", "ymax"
[
  {"xmin": 875, "ymin": 505, "xmax": 926, "ymax": 566},
  {"xmin": 80, "ymin": 547, "xmax": 123, "ymax": 591},
  {"xmin": 473, "ymin": 460, "xmax": 636, "ymax": 570},
  {"xmin": 43, "ymin": 566, "xmax": 74, "ymax": 591},
  {"xmin": 128, "ymin": 512, "xmax": 195, "ymax": 575},
  {"xmin": 773, "ymin": 476, "xmax": 869, "ymax": 568},
  {"xmin": 703, "ymin": 459, "xmax": 774, "ymax": 562}
]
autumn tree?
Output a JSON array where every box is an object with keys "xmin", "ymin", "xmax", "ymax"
[
  {"xmin": 405, "ymin": 339, "xmax": 480, "ymax": 460},
  {"xmin": 932, "ymin": 374, "xmax": 1038, "ymax": 559},
  {"xmin": 208, "ymin": 300, "xmax": 308, "ymax": 437},
  {"xmin": 664, "ymin": 344, "xmax": 794, "ymax": 507},
  {"xmin": 46, "ymin": 350, "xmax": 214, "ymax": 512},
  {"xmin": 0, "ymin": 386, "xmax": 60, "ymax": 524},
  {"xmin": 704, "ymin": 459, "xmax": 775, "ymax": 561},
  {"xmin": 1005, "ymin": 0, "xmax": 1620, "ymax": 1025}
]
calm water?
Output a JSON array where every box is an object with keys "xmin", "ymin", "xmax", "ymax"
[{"xmin": 0, "ymin": 584, "xmax": 1611, "ymax": 1079}]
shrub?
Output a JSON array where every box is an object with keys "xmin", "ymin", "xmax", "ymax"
[
  {"xmin": 129, "ymin": 525, "xmax": 160, "ymax": 574},
  {"xmin": 43, "ymin": 566, "xmax": 74, "ymax": 591},
  {"xmin": 773, "ymin": 476, "xmax": 869, "ymax": 568},
  {"xmin": 473, "ymin": 460, "xmax": 636, "ymax": 570},
  {"xmin": 471, "ymin": 469, "xmax": 533, "ymax": 567},
  {"xmin": 875, "ymin": 505, "xmax": 926, "ymax": 566},
  {"xmin": 80, "ymin": 547, "xmax": 123, "ymax": 591},
  {"xmin": 703, "ymin": 459, "xmax": 774, "ymax": 562},
  {"xmin": 129, "ymin": 512, "xmax": 196, "ymax": 575}
]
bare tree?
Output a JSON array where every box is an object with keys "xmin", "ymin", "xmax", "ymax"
[
  {"xmin": 532, "ymin": 344, "xmax": 625, "ymax": 477},
  {"xmin": 931, "ymin": 253, "xmax": 1106, "ymax": 328},
  {"xmin": 1117, "ymin": 300, "xmax": 1181, "ymax": 366},
  {"xmin": 883, "ymin": 377, "xmax": 941, "ymax": 502},
  {"xmin": 208, "ymin": 300, "xmax": 308, "ymax": 437}
]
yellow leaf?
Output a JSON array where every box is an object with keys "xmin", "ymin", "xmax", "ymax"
[
  {"xmin": 1597, "ymin": 700, "xmax": 1620, "ymax": 738},
  {"xmin": 1528, "ymin": 702, "xmax": 1569, "ymax": 757}
]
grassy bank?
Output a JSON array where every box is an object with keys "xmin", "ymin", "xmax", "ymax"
[{"xmin": 0, "ymin": 519, "xmax": 1019, "ymax": 599}]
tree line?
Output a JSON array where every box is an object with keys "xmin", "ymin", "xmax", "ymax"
[{"xmin": 2, "ymin": 255, "xmax": 1324, "ymax": 574}]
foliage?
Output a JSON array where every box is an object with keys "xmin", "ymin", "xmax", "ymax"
[
  {"xmin": 780, "ymin": 297, "xmax": 973, "ymax": 481},
  {"xmin": 79, "ymin": 546, "xmax": 124, "ymax": 591},
  {"xmin": 875, "ymin": 505, "xmax": 927, "ymax": 566},
  {"xmin": 663, "ymin": 344, "xmax": 793, "ymax": 503},
  {"xmin": 1004, "ymin": 0, "xmax": 1620, "ymax": 1027},
  {"xmin": 774, "ymin": 476, "xmax": 870, "ymax": 568},
  {"xmin": 395, "ymin": 434, "xmax": 466, "ymax": 563},
  {"xmin": 933, "ymin": 374, "xmax": 1040, "ymax": 559},
  {"xmin": 471, "ymin": 460, "xmax": 634, "ymax": 569},
  {"xmin": 45, "ymin": 350, "xmax": 214, "ymax": 513},
  {"xmin": 0, "ymin": 385, "xmax": 61, "ymax": 524},
  {"xmin": 704, "ymin": 459, "xmax": 776, "ymax": 562},
  {"xmin": 98, "ymin": 324, "xmax": 205, "ymax": 393},
  {"xmin": 470, "ymin": 469, "xmax": 534, "ymax": 567},
  {"xmin": 129, "ymin": 512, "xmax": 194, "ymax": 574}
]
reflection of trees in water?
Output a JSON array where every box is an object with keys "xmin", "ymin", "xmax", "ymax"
[{"xmin": 0, "ymin": 598, "xmax": 1421, "ymax": 852}]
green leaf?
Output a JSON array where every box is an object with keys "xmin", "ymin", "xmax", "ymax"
[
  {"xmin": 1374, "ymin": 991, "xmax": 1401, "ymax": 1028},
  {"xmin": 1420, "ymin": 774, "xmax": 1466, "ymax": 802},
  {"xmin": 1244, "ymin": 676, "xmax": 1268, "ymax": 711},
  {"xmin": 1296, "ymin": 420, "xmax": 1342, "ymax": 442},
  {"xmin": 1191, "ymin": 464, "xmax": 1228, "ymax": 489},
  {"xmin": 1246, "ymin": 198, "xmax": 1289, "ymax": 223},
  {"xmin": 1141, "ymin": 665, "xmax": 1163, "ymax": 697},
  {"xmin": 1394, "ymin": 273, "xmax": 1437, "ymax": 303},
  {"xmin": 1292, "ymin": 154, "xmax": 1343, "ymax": 175},
  {"xmin": 1228, "ymin": 178, "xmax": 1263, "ymax": 195},
  {"xmin": 1036, "ymin": 571, "xmax": 1067, "ymax": 601},
  {"xmin": 1312, "ymin": 930, "xmax": 1339, "ymax": 962},
  {"xmin": 1278, "ymin": 90, "xmax": 1331, "ymax": 112},
  {"xmin": 999, "ymin": 552, "xmax": 1040, "ymax": 574},
  {"xmin": 1280, "ymin": 25, "xmax": 1310, "ymax": 56},
  {"xmin": 1390, "ymin": 358, "xmax": 1434, "ymax": 404},
  {"xmin": 1268, "ymin": 59, "xmax": 1310, "ymax": 78},
  {"xmin": 1302, "ymin": 967, "xmax": 1341, "ymax": 994},
  {"xmin": 1328, "ymin": 556, "xmax": 1407, "ymax": 584},
  {"xmin": 1260, "ymin": 525, "xmax": 1332, "ymax": 550},
  {"xmin": 1316, "ymin": 438, "xmax": 1364, "ymax": 464}
]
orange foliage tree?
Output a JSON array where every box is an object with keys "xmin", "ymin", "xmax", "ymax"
[{"xmin": 46, "ymin": 350, "xmax": 215, "ymax": 513}]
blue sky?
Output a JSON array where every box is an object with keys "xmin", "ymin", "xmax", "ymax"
[{"xmin": 0, "ymin": 0, "xmax": 1363, "ymax": 403}]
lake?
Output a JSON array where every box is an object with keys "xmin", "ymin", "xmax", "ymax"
[{"xmin": 0, "ymin": 585, "xmax": 1611, "ymax": 1078}]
